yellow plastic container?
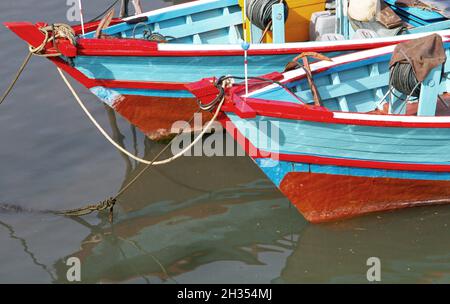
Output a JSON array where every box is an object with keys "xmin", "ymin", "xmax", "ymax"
[{"xmin": 239, "ymin": 0, "xmax": 327, "ymax": 43}]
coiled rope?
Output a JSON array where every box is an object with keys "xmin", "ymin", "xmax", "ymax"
[
  {"xmin": 390, "ymin": 62, "xmax": 421, "ymax": 98},
  {"xmin": 29, "ymin": 24, "xmax": 76, "ymax": 57},
  {"xmin": 132, "ymin": 22, "xmax": 175, "ymax": 42},
  {"xmin": 246, "ymin": 0, "xmax": 288, "ymax": 30}
]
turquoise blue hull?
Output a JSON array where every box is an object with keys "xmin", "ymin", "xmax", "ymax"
[
  {"xmin": 226, "ymin": 113, "xmax": 450, "ymax": 167},
  {"xmin": 76, "ymin": 52, "xmax": 345, "ymax": 99}
]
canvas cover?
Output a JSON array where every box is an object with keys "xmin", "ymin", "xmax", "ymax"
[
  {"xmin": 390, "ymin": 34, "xmax": 446, "ymax": 82},
  {"xmin": 348, "ymin": 0, "xmax": 379, "ymax": 22},
  {"xmin": 377, "ymin": 5, "xmax": 403, "ymax": 28},
  {"xmin": 396, "ymin": 0, "xmax": 450, "ymax": 19}
]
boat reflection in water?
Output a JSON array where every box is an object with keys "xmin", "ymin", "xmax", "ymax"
[
  {"xmin": 52, "ymin": 107, "xmax": 306, "ymax": 283},
  {"xmin": 278, "ymin": 205, "xmax": 450, "ymax": 283},
  {"xmin": 3, "ymin": 106, "xmax": 449, "ymax": 283},
  {"xmin": 48, "ymin": 107, "xmax": 450, "ymax": 283}
]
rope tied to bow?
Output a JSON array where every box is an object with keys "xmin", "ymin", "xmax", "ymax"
[
  {"xmin": 0, "ymin": 23, "xmax": 76, "ymax": 105},
  {"xmin": 29, "ymin": 23, "xmax": 76, "ymax": 57},
  {"xmin": 1, "ymin": 23, "xmax": 226, "ymax": 223}
]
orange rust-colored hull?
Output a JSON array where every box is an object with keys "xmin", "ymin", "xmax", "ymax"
[
  {"xmin": 114, "ymin": 95, "xmax": 212, "ymax": 141},
  {"xmin": 279, "ymin": 172, "xmax": 450, "ymax": 223}
]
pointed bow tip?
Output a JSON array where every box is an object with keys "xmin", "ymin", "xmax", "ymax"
[{"xmin": 3, "ymin": 21, "xmax": 31, "ymax": 29}]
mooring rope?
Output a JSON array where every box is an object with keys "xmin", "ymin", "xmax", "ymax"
[
  {"xmin": 56, "ymin": 68, "xmax": 225, "ymax": 166},
  {"xmin": 0, "ymin": 24, "xmax": 75, "ymax": 105},
  {"xmin": 0, "ymin": 52, "xmax": 32, "ymax": 105},
  {"xmin": 55, "ymin": 68, "xmax": 226, "ymax": 220},
  {"xmin": 29, "ymin": 24, "xmax": 76, "ymax": 57},
  {"xmin": 1, "ymin": 23, "xmax": 228, "ymax": 221}
]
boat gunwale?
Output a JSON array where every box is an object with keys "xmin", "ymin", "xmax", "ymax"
[
  {"xmin": 75, "ymin": 30, "xmax": 450, "ymax": 57},
  {"xmin": 219, "ymin": 115, "xmax": 450, "ymax": 172},
  {"xmin": 223, "ymin": 36, "xmax": 450, "ymax": 128}
]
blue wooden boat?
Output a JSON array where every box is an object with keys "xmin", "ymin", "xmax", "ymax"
[
  {"xmin": 5, "ymin": 0, "xmax": 450, "ymax": 140},
  {"xmin": 188, "ymin": 34, "xmax": 450, "ymax": 222}
]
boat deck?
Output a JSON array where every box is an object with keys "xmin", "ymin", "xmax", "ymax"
[{"xmin": 368, "ymin": 93, "xmax": 450, "ymax": 116}]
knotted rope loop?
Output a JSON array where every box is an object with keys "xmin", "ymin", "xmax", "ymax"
[
  {"xmin": 29, "ymin": 23, "xmax": 76, "ymax": 57},
  {"xmin": 54, "ymin": 198, "xmax": 116, "ymax": 217}
]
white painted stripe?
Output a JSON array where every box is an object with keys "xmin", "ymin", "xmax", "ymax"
[
  {"xmin": 333, "ymin": 112, "xmax": 450, "ymax": 123},
  {"xmin": 158, "ymin": 29, "xmax": 450, "ymax": 51},
  {"xmin": 246, "ymin": 45, "xmax": 395, "ymax": 97},
  {"xmin": 246, "ymin": 35, "xmax": 450, "ymax": 97},
  {"xmin": 123, "ymin": 0, "xmax": 221, "ymax": 21}
]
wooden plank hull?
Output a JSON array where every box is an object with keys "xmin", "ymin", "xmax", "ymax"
[
  {"xmin": 223, "ymin": 115, "xmax": 450, "ymax": 221},
  {"xmin": 113, "ymin": 94, "xmax": 212, "ymax": 140},
  {"xmin": 280, "ymin": 171, "xmax": 450, "ymax": 223},
  {"xmin": 211, "ymin": 40, "xmax": 450, "ymax": 222}
]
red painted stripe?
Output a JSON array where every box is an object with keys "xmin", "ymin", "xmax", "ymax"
[
  {"xmin": 50, "ymin": 57, "xmax": 97, "ymax": 88},
  {"xmin": 77, "ymin": 38, "xmax": 159, "ymax": 56},
  {"xmin": 73, "ymin": 38, "xmax": 431, "ymax": 57},
  {"xmin": 98, "ymin": 79, "xmax": 188, "ymax": 91},
  {"xmin": 274, "ymin": 153, "xmax": 450, "ymax": 173},
  {"xmin": 76, "ymin": 34, "xmax": 450, "ymax": 57},
  {"xmin": 7, "ymin": 21, "xmax": 450, "ymax": 57}
]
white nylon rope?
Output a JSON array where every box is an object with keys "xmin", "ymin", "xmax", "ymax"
[{"xmin": 56, "ymin": 67, "xmax": 224, "ymax": 166}]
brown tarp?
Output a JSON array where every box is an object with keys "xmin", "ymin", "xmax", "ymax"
[
  {"xmin": 377, "ymin": 4, "xmax": 403, "ymax": 29},
  {"xmin": 389, "ymin": 34, "xmax": 447, "ymax": 81},
  {"xmin": 349, "ymin": 2, "xmax": 405, "ymax": 37}
]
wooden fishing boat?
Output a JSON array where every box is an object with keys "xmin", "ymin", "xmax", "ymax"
[
  {"xmin": 188, "ymin": 34, "xmax": 450, "ymax": 223},
  {"xmin": 5, "ymin": 0, "xmax": 450, "ymax": 139}
]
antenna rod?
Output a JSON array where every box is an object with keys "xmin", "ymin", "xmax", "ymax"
[
  {"xmin": 78, "ymin": 0, "xmax": 85, "ymax": 35},
  {"xmin": 242, "ymin": 0, "xmax": 250, "ymax": 96}
]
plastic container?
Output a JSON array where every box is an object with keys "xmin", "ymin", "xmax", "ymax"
[{"xmin": 309, "ymin": 10, "xmax": 336, "ymax": 41}]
